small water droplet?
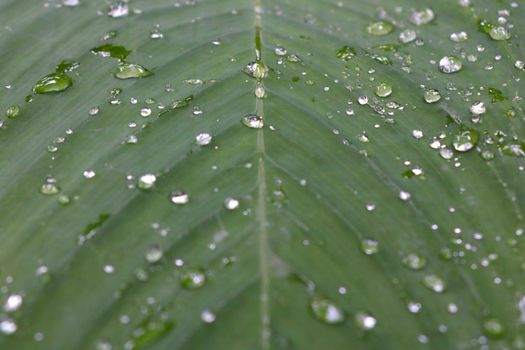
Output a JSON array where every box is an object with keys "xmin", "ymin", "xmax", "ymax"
[
  {"xmin": 224, "ymin": 197, "xmax": 239, "ymax": 210},
  {"xmin": 196, "ymin": 133, "xmax": 212, "ymax": 146},
  {"xmin": 424, "ymin": 89, "xmax": 441, "ymax": 103},
  {"xmin": 438, "ymin": 56, "xmax": 462, "ymax": 74},
  {"xmin": 242, "ymin": 114, "xmax": 264, "ymax": 129},
  {"xmin": 140, "ymin": 107, "xmax": 152, "ymax": 117},
  {"xmin": 469, "ymin": 101, "xmax": 486, "ymax": 115},
  {"xmin": 3, "ymin": 294, "xmax": 23, "ymax": 313},
  {"xmin": 63, "ymin": 0, "xmax": 80, "ymax": 6},
  {"xmin": 423, "ymin": 274, "xmax": 446, "ymax": 293},
  {"xmin": 410, "ymin": 9, "xmax": 435, "ymax": 25},
  {"xmin": 138, "ymin": 174, "xmax": 156, "ymax": 189},
  {"xmin": 452, "ymin": 129, "xmax": 478, "ymax": 152},
  {"xmin": 402, "ymin": 253, "xmax": 427, "ymax": 270},
  {"xmin": 489, "ymin": 26, "xmax": 511, "ymax": 41},
  {"xmin": 0, "ymin": 319, "xmax": 17, "ymax": 335},
  {"xmin": 310, "ymin": 298, "xmax": 344, "ymax": 324},
  {"xmin": 360, "ymin": 238, "xmax": 379, "ymax": 255},
  {"xmin": 91, "ymin": 44, "xmax": 131, "ymax": 60},
  {"xmin": 145, "ymin": 245, "xmax": 163, "ymax": 263},
  {"xmin": 107, "ymin": 1, "xmax": 128, "ymax": 18},
  {"xmin": 170, "ymin": 191, "xmax": 189, "ymax": 205},
  {"xmin": 5, "ymin": 105, "xmax": 19, "ymax": 119},
  {"xmin": 399, "ymin": 29, "xmax": 417, "ymax": 43},
  {"xmin": 450, "ymin": 31, "xmax": 468, "ymax": 42},
  {"xmin": 355, "ymin": 312, "xmax": 377, "ymax": 330},
  {"xmin": 399, "ymin": 191, "xmax": 411, "ymax": 201},
  {"xmin": 374, "ymin": 82, "xmax": 392, "ymax": 97},
  {"xmin": 180, "ymin": 270, "xmax": 206, "ymax": 289},
  {"xmin": 274, "ymin": 46, "xmax": 287, "ymax": 56},
  {"xmin": 200, "ymin": 309, "xmax": 216, "ymax": 323},
  {"xmin": 83, "ymin": 169, "xmax": 96, "ymax": 179},
  {"xmin": 367, "ymin": 21, "xmax": 394, "ymax": 36}
]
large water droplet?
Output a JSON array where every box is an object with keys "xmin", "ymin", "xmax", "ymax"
[
  {"xmin": 489, "ymin": 26, "xmax": 511, "ymax": 41},
  {"xmin": 33, "ymin": 73, "xmax": 72, "ymax": 94},
  {"xmin": 91, "ymin": 44, "xmax": 132, "ymax": 60},
  {"xmin": 242, "ymin": 62, "xmax": 268, "ymax": 79}
]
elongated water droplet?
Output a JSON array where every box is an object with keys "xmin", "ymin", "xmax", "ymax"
[
  {"xmin": 115, "ymin": 63, "xmax": 152, "ymax": 79},
  {"xmin": 33, "ymin": 73, "xmax": 72, "ymax": 94},
  {"xmin": 310, "ymin": 298, "xmax": 344, "ymax": 324},
  {"xmin": 91, "ymin": 44, "xmax": 132, "ymax": 60},
  {"xmin": 242, "ymin": 114, "xmax": 264, "ymax": 129},
  {"xmin": 367, "ymin": 21, "xmax": 394, "ymax": 36},
  {"xmin": 170, "ymin": 191, "xmax": 189, "ymax": 205}
]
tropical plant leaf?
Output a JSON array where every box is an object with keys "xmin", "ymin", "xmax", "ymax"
[{"xmin": 0, "ymin": 0, "xmax": 524, "ymax": 349}]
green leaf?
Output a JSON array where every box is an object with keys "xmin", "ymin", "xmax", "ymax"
[{"xmin": 0, "ymin": 0, "xmax": 524, "ymax": 349}]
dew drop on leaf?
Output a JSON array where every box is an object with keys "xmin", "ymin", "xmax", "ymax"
[
  {"xmin": 170, "ymin": 191, "xmax": 189, "ymax": 205},
  {"xmin": 360, "ymin": 238, "xmax": 379, "ymax": 255},
  {"xmin": 374, "ymin": 82, "xmax": 392, "ymax": 98},
  {"xmin": 138, "ymin": 174, "xmax": 156, "ymax": 189},
  {"xmin": 224, "ymin": 197, "xmax": 239, "ymax": 210},
  {"xmin": 107, "ymin": 1, "xmax": 128, "ymax": 18},
  {"xmin": 145, "ymin": 245, "xmax": 163, "ymax": 264},
  {"xmin": 354, "ymin": 312, "xmax": 377, "ymax": 330},
  {"xmin": 310, "ymin": 298, "xmax": 345, "ymax": 324},
  {"xmin": 242, "ymin": 62, "xmax": 268, "ymax": 79},
  {"xmin": 180, "ymin": 270, "xmax": 206, "ymax": 289},
  {"xmin": 336, "ymin": 46, "xmax": 357, "ymax": 61},
  {"xmin": 423, "ymin": 89, "xmax": 441, "ymax": 103},
  {"xmin": 410, "ymin": 9, "xmax": 435, "ymax": 26},
  {"xmin": 452, "ymin": 129, "xmax": 478, "ymax": 152},
  {"xmin": 5, "ymin": 105, "xmax": 19, "ymax": 119},
  {"xmin": 0, "ymin": 319, "xmax": 17, "ymax": 335},
  {"xmin": 483, "ymin": 318, "xmax": 505, "ymax": 338},
  {"xmin": 242, "ymin": 114, "xmax": 264, "ymax": 129},
  {"xmin": 422, "ymin": 274, "xmax": 446, "ymax": 293},
  {"xmin": 115, "ymin": 63, "xmax": 153, "ymax": 79},
  {"xmin": 399, "ymin": 29, "xmax": 417, "ymax": 43},
  {"xmin": 402, "ymin": 253, "xmax": 427, "ymax": 270},
  {"xmin": 3, "ymin": 294, "xmax": 23, "ymax": 313},
  {"xmin": 366, "ymin": 21, "xmax": 394, "ymax": 36},
  {"xmin": 195, "ymin": 133, "xmax": 212, "ymax": 146},
  {"xmin": 200, "ymin": 309, "xmax": 216, "ymax": 323},
  {"xmin": 438, "ymin": 56, "xmax": 462, "ymax": 74},
  {"xmin": 33, "ymin": 73, "xmax": 72, "ymax": 94}
]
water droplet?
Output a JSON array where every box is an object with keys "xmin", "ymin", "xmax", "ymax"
[
  {"xmin": 224, "ymin": 197, "xmax": 239, "ymax": 210},
  {"xmin": 200, "ymin": 309, "xmax": 216, "ymax": 323},
  {"xmin": 91, "ymin": 44, "xmax": 132, "ymax": 60},
  {"xmin": 367, "ymin": 21, "xmax": 394, "ymax": 36},
  {"xmin": 355, "ymin": 312, "xmax": 377, "ymax": 330},
  {"xmin": 412, "ymin": 130, "xmax": 424, "ymax": 139},
  {"xmin": 489, "ymin": 26, "xmax": 511, "ymax": 41},
  {"xmin": 450, "ymin": 31, "xmax": 468, "ymax": 42},
  {"xmin": 402, "ymin": 253, "xmax": 427, "ymax": 270},
  {"xmin": 63, "ymin": 0, "xmax": 80, "ymax": 6},
  {"xmin": 360, "ymin": 238, "xmax": 379, "ymax": 255},
  {"xmin": 115, "ymin": 63, "xmax": 153, "ymax": 79},
  {"xmin": 140, "ymin": 107, "xmax": 152, "ymax": 117},
  {"xmin": 195, "ymin": 133, "xmax": 212, "ymax": 146},
  {"xmin": 399, "ymin": 191, "xmax": 411, "ymax": 201},
  {"xmin": 3, "ymin": 294, "xmax": 23, "ymax": 313},
  {"xmin": 103, "ymin": 264, "xmax": 114, "ymax": 274},
  {"xmin": 242, "ymin": 62, "xmax": 268, "ymax": 79},
  {"xmin": 88, "ymin": 106, "xmax": 100, "ymax": 116},
  {"xmin": 5, "ymin": 105, "xmax": 19, "ymax": 119},
  {"xmin": 274, "ymin": 46, "xmax": 287, "ymax": 56},
  {"xmin": 107, "ymin": 1, "xmax": 128, "ymax": 18},
  {"xmin": 40, "ymin": 177, "xmax": 59, "ymax": 195},
  {"xmin": 438, "ymin": 56, "xmax": 462, "ymax": 74},
  {"xmin": 242, "ymin": 114, "xmax": 264, "ymax": 129},
  {"xmin": 424, "ymin": 89, "xmax": 441, "ymax": 103},
  {"xmin": 286, "ymin": 53, "xmax": 301, "ymax": 63},
  {"xmin": 399, "ymin": 29, "xmax": 417, "ymax": 43},
  {"xmin": 410, "ymin": 9, "xmax": 435, "ymax": 25},
  {"xmin": 0, "ymin": 319, "xmax": 17, "ymax": 335},
  {"xmin": 83, "ymin": 169, "xmax": 96, "ymax": 179},
  {"xmin": 469, "ymin": 101, "xmax": 486, "ymax": 115},
  {"xmin": 423, "ymin": 274, "xmax": 446, "ymax": 293},
  {"xmin": 374, "ymin": 82, "xmax": 392, "ymax": 97},
  {"xmin": 145, "ymin": 245, "xmax": 163, "ymax": 263},
  {"xmin": 170, "ymin": 191, "xmax": 189, "ymax": 205},
  {"xmin": 483, "ymin": 318, "xmax": 505, "ymax": 338},
  {"xmin": 440, "ymin": 148, "xmax": 454, "ymax": 160},
  {"xmin": 150, "ymin": 26, "xmax": 164, "ymax": 40},
  {"xmin": 180, "ymin": 270, "xmax": 206, "ymax": 289},
  {"xmin": 138, "ymin": 174, "xmax": 156, "ymax": 189},
  {"xmin": 33, "ymin": 73, "xmax": 72, "ymax": 94},
  {"xmin": 452, "ymin": 129, "xmax": 478, "ymax": 152},
  {"xmin": 336, "ymin": 46, "xmax": 357, "ymax": 61},
  {"xmin": 310, "ymin": 298, "xmax": 344, "ymax": 324}
]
